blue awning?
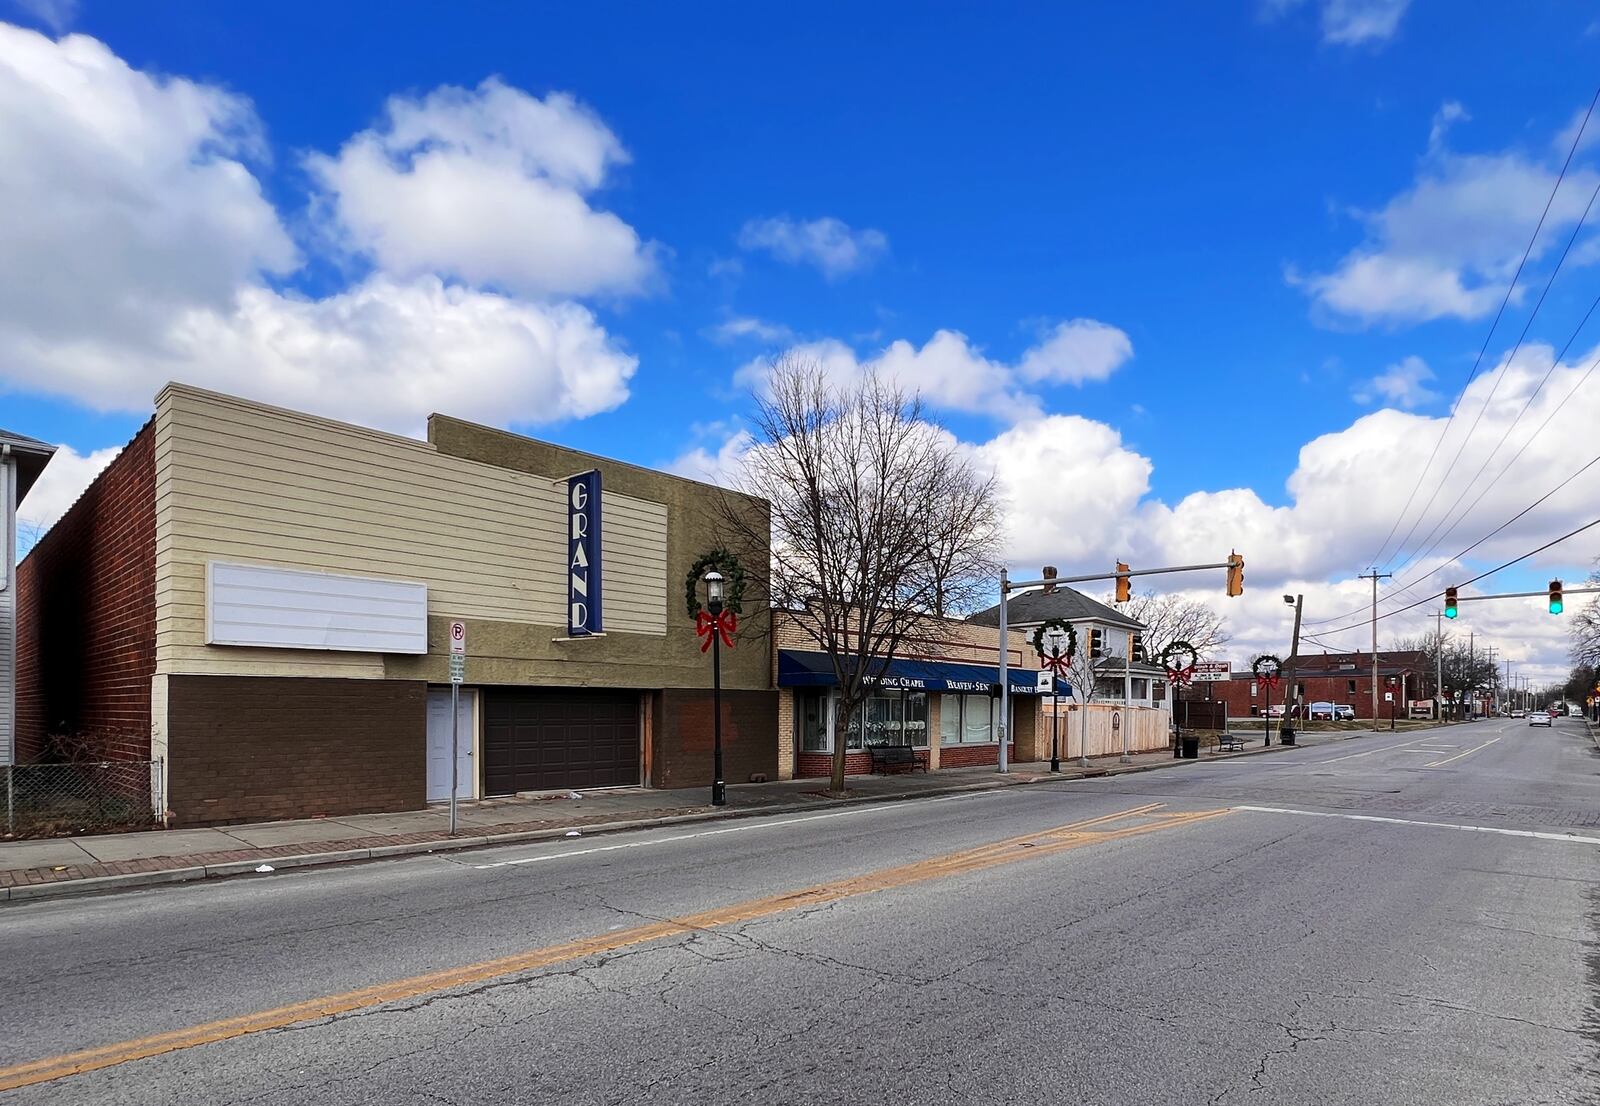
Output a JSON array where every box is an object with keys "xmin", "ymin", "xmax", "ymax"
[{"xmin": 777, "ymin": 649, "xmax": 1053, "ymax": 696}]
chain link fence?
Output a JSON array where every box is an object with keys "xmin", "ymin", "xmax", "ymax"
[{"xmin": 2, "ymin": 760, "xmax": 162, "ymax": 837}]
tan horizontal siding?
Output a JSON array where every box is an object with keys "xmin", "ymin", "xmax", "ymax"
[{"xmin": 154, "ymin": 388, "xmax": 670, "ymax": 676}]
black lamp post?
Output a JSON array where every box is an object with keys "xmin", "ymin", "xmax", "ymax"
[
  {"xmin": 1044, "ymin": 625, "xmax": 1068, "ymax": 773},
  {"xmin": 705, "ymin": 570, "xmax": 726, "ymax": 807}
]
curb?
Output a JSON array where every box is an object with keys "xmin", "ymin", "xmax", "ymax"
[{"xmin": 0, "ymin": 738, "xmax": 1306, "ymax": 905}]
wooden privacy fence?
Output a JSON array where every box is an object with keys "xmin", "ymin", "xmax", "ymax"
[{"xmin": 1041, "ymin": 703, "xmax": 1169, "ymax": 758}]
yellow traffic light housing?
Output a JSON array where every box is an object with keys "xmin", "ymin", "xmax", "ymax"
[
  {"xmin": 1225, "ymin": 551, "xmax": 1244, "ymax": 597},
  {"xmin": 1444, "ymin": 586, "xmax": 1458, "ymax": 619},
  {"xmin": 1115, "ymin": 562, "xmax": 1131, "ymax": 604}
]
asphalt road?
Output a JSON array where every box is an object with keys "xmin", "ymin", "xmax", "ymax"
[{"xmin": 2, "ymin": 716, "xmax": 1598, "ymax": 1104}]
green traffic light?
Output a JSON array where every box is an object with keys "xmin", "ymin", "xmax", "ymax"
[
  {"xmin": 1444, "ymin": 606, "xmax": 1457, "ymax": 619},
  {"xmin": 1551, "ymin": 599, "xmax": 1564, "ymax": 615}
]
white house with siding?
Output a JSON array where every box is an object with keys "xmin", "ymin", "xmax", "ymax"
[{"xmin": 0, "ymin": 429, "xmax": 55, "ymax": 766}]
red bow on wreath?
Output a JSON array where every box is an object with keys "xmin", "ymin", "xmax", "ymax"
[
  {"xmin": 1166, "ymin": 664, "xmax": 1197, "ymax": 686},
  {"xmin": 1041, "ymin": 653, "xmax": 1072, "ymax": 679},
  {"xmin": 695, "ymin": 609, "xmax": 737, "ymax": 652}
]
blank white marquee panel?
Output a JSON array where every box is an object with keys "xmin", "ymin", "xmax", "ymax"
[{"xmin": 206, "ymin": 561, "xmax": 428, "ymax": 654}]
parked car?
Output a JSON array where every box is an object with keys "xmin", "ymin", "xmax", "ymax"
[
  {"xmin": 1571, "ymin": 706, "xmax": 1585, "ymax": 718},
  {"xmin": 1334, "ymin": 704, "xmax": 1356, "ymax": 720},
  {"xmin": 1308, "ymin": 701, "xmax": 1335, "ymax": 720},
  {"xmin": 1265, "ymin": 705, "xmax": 1285, "ymax": 719},
  {"xmin": 1529, "ymin": 712, "xmax": 1552, "ymax": 727}
]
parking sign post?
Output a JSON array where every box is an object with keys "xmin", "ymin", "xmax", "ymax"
[{"xmin": 449, "ymin": 621, "xmax": 466, "ymax": 834}]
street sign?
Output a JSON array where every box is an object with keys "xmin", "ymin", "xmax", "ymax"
[
  {"xmin": 1191, "ymin": 661, "xmax": 1231, "ymax": 682},
  {"xmin": 449, "ymin": 620, "xmax": 467, "ymax": 655},
  {"xmin": 448, "ymin": 653, "xmax": 465, "ymax": 684},
  {"xmin": 1384, "ymin": 691, "xmax": 1394, "ymax": 702}
]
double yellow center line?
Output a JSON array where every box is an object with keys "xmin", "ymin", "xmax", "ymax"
[{"xmin": 0, "ymin": 802, "xmax": 1226, "ymax": 1093}]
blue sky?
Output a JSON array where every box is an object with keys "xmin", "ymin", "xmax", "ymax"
[{"xmin": 4, "ymin": 0, "xmax": 1599, "ymax": 678}]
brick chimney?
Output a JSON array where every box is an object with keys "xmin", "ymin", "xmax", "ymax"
[{"xmin": 1041, "ymin": 566, "xmax": 1058, "ymax": 595}]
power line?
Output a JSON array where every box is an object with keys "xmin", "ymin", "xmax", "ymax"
[
  {"xmin": 1303, "ymin": 443, "xmax": 1600, "ymax": 628},
  {"xmin": 1381, "ymin": 161, "xmax": 1600, "ymax": 570},
  {"xmin": 1305, "ymin": 514, "xmax": 1600, "ymax": 639},
  {"xmin": 1367, "ymin": 83, "xmax": 1600, "ymax": 570}
]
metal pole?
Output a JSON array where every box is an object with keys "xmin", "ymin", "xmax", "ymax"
[
  {"xmin": 1280, "ymin": 594, "xmax": 1303, "ymax": 746},
  {"xmin": 997, "ymin": 568, "xmax": 1010, "ymax": 774},
  {"xmin": 449, "ymin": 682, "xmax": 459, "ymax": 834},
  {"xmin": 712, "ymin": 629, "xmax": 726, "ymax": 806},
  {"xmin": 1050, "ymin": 681, "xmax": 1060, "ymax": 773},
  {"xmin": 1360, "ymin": 570, "xmax": 1391, "ymax": 731},
  {"xmin": 1121, "ymin": 649, "xmax": 1131, "ymax": 763},
  {"xmin": 1435, "ymin": 611, "xmax": 1444, "ymax": 723}
]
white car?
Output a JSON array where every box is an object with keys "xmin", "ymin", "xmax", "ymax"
[
  {"xmin": 1528, "ymin": 712, "xmax": 1552, "ymax": 727},
  {"xmin": 1334, "ymin": 704, "xmax": 1356, "ymax": 721}
]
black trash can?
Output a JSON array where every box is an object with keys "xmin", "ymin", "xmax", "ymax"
[
  {"xmin": 1181, "ymin": 735, "xmax": 1201, "ymax": 759},
  {"xmin": 1279, "ymin": 727, "xmax": 1296, "ymax": 746}
]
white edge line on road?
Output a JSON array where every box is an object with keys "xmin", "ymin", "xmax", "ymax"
[
  {"xmin": 1235, "ymin": 805, "xmax": 1600, "ymax": 846},
  {"xmin": 470, "ymin": 790, "xmax": 998, "ymax": 869}
]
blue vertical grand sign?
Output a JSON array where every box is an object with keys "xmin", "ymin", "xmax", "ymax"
[{"xmin": 567, "ymin": 470, "xmax": 604, "ymax": 636}]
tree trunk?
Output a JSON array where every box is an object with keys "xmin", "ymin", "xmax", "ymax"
[{"xmin": 830, "ymin": 701, "xmax": 854, "ymax": 794}]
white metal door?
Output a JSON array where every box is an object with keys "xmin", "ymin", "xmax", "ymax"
[{"xmin": 426, "ymin": 688, "xmax": 475, "ymax": 802}]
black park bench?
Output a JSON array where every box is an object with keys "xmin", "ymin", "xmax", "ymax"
[
  {"xmin": 869, "ymin": 744, "xmax": 928, "ymax": 774},
  {"xmin": 1213, "ymin": 731, "xmax": 1247, "ymax": 753}
]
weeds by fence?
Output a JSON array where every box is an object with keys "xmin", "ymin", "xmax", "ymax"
[{"xmin": 2, "ymin": 760, "xmax": 161, "ymax": 837}]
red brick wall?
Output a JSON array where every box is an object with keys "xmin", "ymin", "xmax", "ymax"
[
  {"xmin": 1183, "ymin": 669, "xmax": 1427, "ymax": 720},
  {"xmin": 938, "ymin": 743, "xmax": 1015, "ymax": 769},
  {"xmin": 796, "ymin": 751, "xmax": 874, "ymax": 778},
  {"xmin": 651, "ymin": 688, "xmax": 778, "ymax": 788},
  {"xmin": 166, "ymin": 675, "xmax": 426, "ymax": 825},
  {"xmin": 14, "ymin": 422, "xmax": 155, "ymax": 762}
]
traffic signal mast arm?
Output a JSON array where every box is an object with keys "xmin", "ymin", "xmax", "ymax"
[
  {"xmin": 1448, "ymin": 586, "xmax": 1599, "ymax": 603},
  {"xmin": 1003, "ymin": 556, "xmax": 1245, "ymax": 593}
]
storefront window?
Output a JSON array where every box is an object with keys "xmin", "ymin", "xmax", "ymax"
[
  {"xmin": 809, "ymin": 689, "xmax": 930, "ymax": 752},
  {"xmin": 938, "ymin": 693, "xmax": 1006, "ymax": 744}
]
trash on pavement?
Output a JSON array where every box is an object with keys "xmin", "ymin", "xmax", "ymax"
[
  {"xmin": 565, "ymin": 830, "xmax": 582, "ymax": 837},
  {"xmin": 254, "ymin": 864, "xmax": 275, "ymax": 873},
  {"xmin": 568, "ymin": 792, "xmax": 583, "ymax": 800}
]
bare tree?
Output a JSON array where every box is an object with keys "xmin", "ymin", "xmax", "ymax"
[
  {"xmin": 15, "ymin": 517, "xmax": 45, "ymax": 558},
  {"xmin": 1110, "ymin": 589, "xmax": 1230, "ymax": 662},
  {"xmin": 1572, "ymin": 559, "xmax": 1600, "ymax": 666},
  {"xmin": 718, "ymin": 356, "xmax": 1002, "ymax": 793}
]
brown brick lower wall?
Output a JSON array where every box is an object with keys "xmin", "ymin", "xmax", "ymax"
[
  {"xmin": 937, "ymin": 743, "xmax": 1016, "ymax": 769},
  {"xmin": 651, "ymin": 688, "xmax": 778, "ymax": 788},
  {"xmin": 166, "ymin": 675, "xmax": 426, "ymax": 826}
]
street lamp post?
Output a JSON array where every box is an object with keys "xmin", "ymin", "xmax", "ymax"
[
  {"xmin": 1044, "ymin": 624, "xmax": 1068, "ymax": 773},
  {"xmin": 704, "ymin": 570, "xmax": 727, "ymax": 807},
  {"xmin": 1278, "ymin": 593, "xmax": 1303, "ymax": 746}
]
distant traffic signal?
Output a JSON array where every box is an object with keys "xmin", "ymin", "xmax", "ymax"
[
  {"xmin": 1115, "ymin": 562, "xmax": 1131, "ymax": 604},
  {"xmin": 1089, "ymin": 627, "xmax": 1105, "ymax": 659},
  {"xmin": 1444, "ymin": 587, "xmax": 1458, "ymax": 619},
  {"xmin": 1225, "ymin": 551, "xmax": 1244, "ymax": 597},
  {"xmin": 1549, "ymin": 579, "xmax": 1564, "ymax": 615},
  {"xmin": 1131, "ymin": 633, "xmax": 1145, "ymax": 663}
]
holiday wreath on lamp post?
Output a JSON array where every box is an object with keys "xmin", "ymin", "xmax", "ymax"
[
  {"xmin": 1031, "ymin": 618, "xmax": 1078, "ymax": 679},
  {"xmin": 686, "ymin": 548, "xmax": 744, "ymax": 649},
  {"xmin": 1159, "ymin": 640, "xmax": 1200, "ymax": 685},
  {"xmin": 1251, "ymin": 653, "xmax": 1283, "ymax": 690}
]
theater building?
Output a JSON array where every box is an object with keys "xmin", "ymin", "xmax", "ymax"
[
  {"xmin": 774, "ymin": 611, "xmax": 1045, "ymax": 779},
  {"xmin": 15, "ymin": 384, "xmax": 775, "ymax": 825}
]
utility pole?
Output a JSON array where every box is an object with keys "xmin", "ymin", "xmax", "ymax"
[
  {"xmin": 1359, "ymin": 569, "xmax": 1392, "ymax": 732},
  {"xmin": 1279, "ymin": 594, "xmax": 1304, "ymax": 745},
  {"xmin": 1468, "ymin": 630, "xmax": 1475, "ymax": 719}
]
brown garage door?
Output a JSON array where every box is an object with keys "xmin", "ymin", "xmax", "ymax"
[{"xmin": 484, "ymin": 689, "xmax": 640, "ymax": 794}]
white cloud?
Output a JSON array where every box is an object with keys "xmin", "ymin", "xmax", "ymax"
[
  {"xmin": 1429, "ymin": 101, "xmax": 1469, "ymax": 153},
  {"xmin": 15, "ymin": 442, "xmax": 119, "ymax": 536},
  {"xmin": 1353, "ymin": 354, "xmax": 1437, "ymax": 407},
  {"xmin": 20, "ymin": 276, "xmax": 636, "ymax": 432},
  {"xmin": 663, "ymin": 428, "xmax": 754, "ymax": 487},
  {"xmin": 0, "ymin": 27, "xmax": 641, "ymax": 432},
  {"xmin": 708, "ymin": 316, "xmax": 794, "ymax": 345},
  {"xmin": 307, "ymin": 78, "xmax": 656, "ymax": 299},
  {"xmin": 737, "ymin": 216, "xmax": 887, "ymax": 278},
  {"xmin": 1297, "ymin": 125, "xmax": 1600, "ymax": 325},
  {"xmin": 1016, "ymin": 319, "xmax": 1135, "ymax": 385},
  {"xmin": 1265, "ymin": 0, "xmax": 1410, "ymax": 46},
  {"xmin": 0, "ymin": 24, "xmax": 296, "ymax": 355},
  {"xmin": 738, "ymin": 321, "xmax": 1133, "ymax": 420}
]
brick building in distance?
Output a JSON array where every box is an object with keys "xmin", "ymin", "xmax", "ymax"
[{"xmin": 1181, "ymin": 650, "xmax": 1433, "ymax": 720}]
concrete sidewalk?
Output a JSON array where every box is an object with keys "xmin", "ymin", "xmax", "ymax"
[{"xmin": 0, "ymin": 734, "xmax": 1334, "ymax": 903}]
